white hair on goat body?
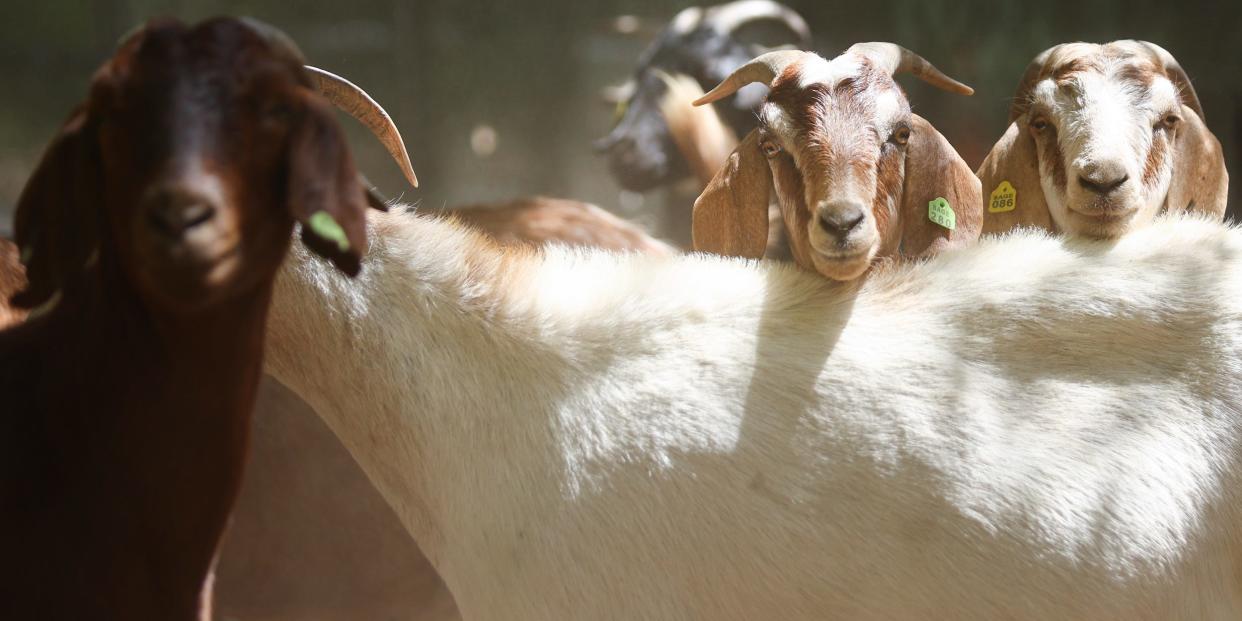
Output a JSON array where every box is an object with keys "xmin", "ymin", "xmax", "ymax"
[
  {"xmin": 979, "ymin": 40, "xmax": 1228, "ymax": 239},
  {"xmin": 266, "ymin": 207, "xmax": 1242, "ymax": 621}
]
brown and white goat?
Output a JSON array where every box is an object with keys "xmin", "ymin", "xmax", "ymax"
[
  {"xmin": 0, "ymin": 17, "xmax": 411, "ymax": 620},
  {"xmin": 978, "ymin": 41, "xmax": 1228, "ymax": 238},
  {"xmin": 691, "ymin": 44, "xmax": 983, "ymax": 281}
]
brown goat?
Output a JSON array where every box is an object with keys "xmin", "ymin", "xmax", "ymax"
[
  {"xmin": 0, "ymin": 17, "xmax": 409, "ymax": 620},
  {"xmin": 691, "ymin": 44, "xmax": 982, "ymax": 281}
]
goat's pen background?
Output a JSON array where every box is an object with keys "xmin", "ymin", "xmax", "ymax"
[{"xmin": 2, "ymin": 0, "xmax": 1239, "ymax": 241}]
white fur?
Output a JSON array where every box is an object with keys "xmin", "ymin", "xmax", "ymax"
[
  {"xmin": 796, "ymin": 53, "xmax": 858, "ymax": 89},
  {"xmin": 1029, "ymin": 65, "xmax": 1180, "ymax": 236},
  {"xmin": 267, "ymin": 210, "xmax": 1242, "ymax": 620}
]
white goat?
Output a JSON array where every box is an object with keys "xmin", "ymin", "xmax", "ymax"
[
  {"xmin": 265, "ymin": 207, "xmax": 1242, "ymax": 620},
  {"xmin": 978, "ymin": 40, "xmax": 1228, "ymax": 238}
]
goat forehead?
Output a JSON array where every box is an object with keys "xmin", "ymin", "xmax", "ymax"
[
  {"xmin": 796, "ymin": 54, "xmax": 861, "ymax": 89},
  {"xmin": 762, "ymin": 75, "xmax": 905, "ymax": 147},
  {"xmin": 1035, "ymin": 55, "xmax": 1172, "ymax": 115}
]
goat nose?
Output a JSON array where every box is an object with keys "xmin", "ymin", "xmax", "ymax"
[
  {"xmin": 1078, "ymin": 164, "xmax": 1129, "ymax": 195},
  {"xmin": 145, "ymin": 188, "xmax": 217, "ymax": 238},
  {"xmin": 818, "ymin": 203, "xmax": 866, "ymax": 237}
]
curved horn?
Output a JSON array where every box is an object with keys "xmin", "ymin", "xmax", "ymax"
[
  {"xmin": 693, "ymin": 49, "xmax": 807, "ymax": 106},
  {"xmin": 1138, "ymin": 41, "xmax": 1205, "ymax": 121},
  {"xmin": 667, "ymin": 6, "xmax": 705, "ymax": 35},
  {"xmin": 846, "ymin": 42, "xmax": 974, "ymax": 96},
  {"xmin": 305, "ymin": 66, "xmax": 419, "ymax": 188},
  {"xmin": 701, "ymin": 0, "xmax": 811, "ymax": 47}
]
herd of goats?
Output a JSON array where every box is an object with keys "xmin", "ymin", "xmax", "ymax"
[{"xmin": 2, "ymin": 1, "xmax": 1240, "ymax": 619}]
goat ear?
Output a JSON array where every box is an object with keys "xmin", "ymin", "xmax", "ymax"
[
  {"xmin": 976, "ymin": 119, "xmax": 1052, "ymax": 236},
  {"xmin": 1164, "ymin": 105, "xmax": 1228, "ymax": 220},
  {"xmin": 288, "ymin": 92, "xmax": 371, "ymax": 277},
  {"xmin": 898, "ymin": 115, "xmax": 981, "ymax": 257},
  {"xmin": 691, "ymin": 129, "xmax": 771, "ymax": 259},
  {"xmin": 11, "ymin": 107, "xmax": 101, "ymax": 309}
]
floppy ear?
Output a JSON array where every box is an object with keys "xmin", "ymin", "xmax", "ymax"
[
  {"xmin": 898, "ymin": 114, "xmax": 981, "ymax": 257},
  {"xmin": 11, "ymin": 106, "xmax": 102, "ymax": 309},
  {"xmin": 691, "ymin": 129, "xmax": 771, "ymax": 259},
  {"xmin": 287, "ymin": 91, "xmax": 371, "ymax": 277},
  {"xmin": 975, "ymin": 120, "xmax": 1052, "ymax": 236},
  {"xmin": 1163, "ymin": 104, "xmax": 1228, "ymax": 220}
]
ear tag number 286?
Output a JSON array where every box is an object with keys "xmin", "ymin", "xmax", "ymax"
[{"xmin": 927, "ymin": 197, "xmax": 955, "ymax": 230}]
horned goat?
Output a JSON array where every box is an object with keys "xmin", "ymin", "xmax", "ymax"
[
  {"xmin": 595, "ymin": 0, "xmax": 810, "ymax": 192},
  {"xmin": 977, "ymin": 40, "xmax": 1228, "ymax": 238},
  {"xmin": 0, "ymin": 17, "xmax": 409, "ymax": 620},
  {"xmin": 692, "ymin": 44, "xmax": 983, "ymax": 281},
  {"xmin": 265, "ymin": 199, "xmax": 1242, "ymax": 619}
]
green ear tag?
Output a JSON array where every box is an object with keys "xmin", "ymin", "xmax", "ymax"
[
  {"xmin": 989, "ymin": 180, "xmax": 1017, "ymax": 213},
  {"xmin": 307, "ymin": 211, "xmax": 351, "ymax": 252},
  {"xmin": 928, "ymin": 197, "xmax": 955, "ymax": 230}
]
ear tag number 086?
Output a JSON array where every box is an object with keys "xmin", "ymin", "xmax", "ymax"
[{"xmin": 989, "ymin": 181, "xmax": 1017, "ymax": 213}]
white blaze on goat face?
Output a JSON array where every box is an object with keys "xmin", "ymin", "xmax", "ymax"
[
  {"xmin": 758, "ymin": 53, "xmax": 910, "ymax": 280},
  {"xmin": 1025, "ymin": 58, "xmax": 1183, "ymax": 238}
]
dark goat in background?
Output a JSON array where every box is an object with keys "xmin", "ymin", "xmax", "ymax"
[
  {"xmin": 595, "ymin": 0, "xmax": 811, "ymax": 192},
  {"xmin": 0, "ymin": 17, "xmax": 411, "ymax": 620}
]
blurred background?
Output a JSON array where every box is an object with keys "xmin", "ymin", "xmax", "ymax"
[{"xmin": 1, "ymin": 0, "xmax": 1239, "ymax": 240}]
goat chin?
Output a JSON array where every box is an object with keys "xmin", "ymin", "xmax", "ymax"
[{"xmin": 266, "ymin": 209, "xmax": 1242, "ymax": 621}]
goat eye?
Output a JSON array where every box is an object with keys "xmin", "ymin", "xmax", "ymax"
[
  {"xmin": 891, "ymin": 126, "xmax": 911, "ymax": 146},
  {"xmin": 1157, "ymin": 114, "xmax": 1181, "ymax": 131},
  {"xmin": 761, "ymin": 141, "xmax": 782, "ymax": 158},
  {"xmin": 1030, "ymin": 117, "xmax": 1050, "ymax": 132}
]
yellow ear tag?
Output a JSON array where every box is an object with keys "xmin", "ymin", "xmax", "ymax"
[
  {"xmin": 307, "ymin": 211, "xmax": 351, "ymax": 252},
  {"xmin": 928, "ymin": 197, "xmax": 955, "ymax": 230},
  {"xmin": 989, "ymin": 181, "xmax": 1017, "ymax": 213}
]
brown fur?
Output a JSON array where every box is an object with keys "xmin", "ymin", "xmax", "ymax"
[
  {"xmin": 694, "ymin": 58, "xmax": 981, "ymax": 279},
  {"xmin": 450, "ymin": 197, "xmax": 675, "ymax": 256},
  {"xmin": 0, "ymin": 18, "xmax": 373, "ymax": 620}
]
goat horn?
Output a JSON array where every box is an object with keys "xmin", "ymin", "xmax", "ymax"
[
  {"xmin": 693, "ymin": 49, "xmax": 807, "ymax": 106},
  {"xmin": 847, "ymin": 43, "xmax": 974, "ymax": 96},
  {"xmin": 305, "ymin": 66, "xmax": 419, "ymax": 188},
  {"xmin": 1137, "ymin": 41, "xmax": 1205, "ymax": 121},
  {"xmin": 701, "ymin": 0, "xmax": 811, "ymax": 47}
]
